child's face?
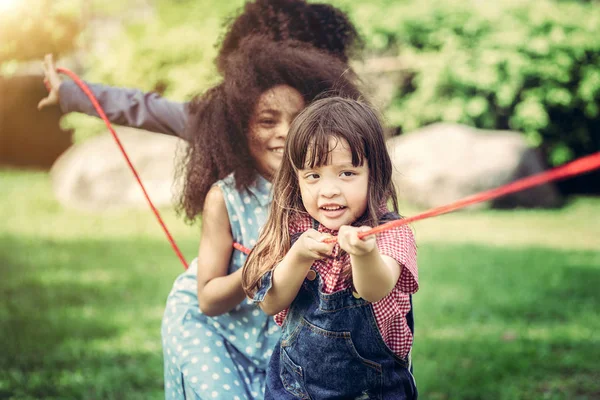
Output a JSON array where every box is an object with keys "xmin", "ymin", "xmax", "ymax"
[
  {"xmin": 298, "ymin": 137, "xmax": 369, "ymax": 231},
  {"xmin": 248, "ymin": 85, "xmax": 305, "ymax": 180}
]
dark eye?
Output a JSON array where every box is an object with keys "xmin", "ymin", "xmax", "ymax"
[
  {"xmin": 306, "ymin": 173, "xmax": 320, "ymax": 181},
  {"xmin": 341, "ymin": 171, "xmax": 356, "ymax": 177},
  {"xmin": 259, "ymin": 119, "xmax": 276, "ymax": 126}
]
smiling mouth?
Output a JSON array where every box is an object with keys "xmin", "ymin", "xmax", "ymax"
[
  {"xmin": 269, "ymin": 148, "xmax": 284, "ymax": 154},
  {"xmin": 320, "ymin": 205, "xmax": 346, "ymax": 211}
]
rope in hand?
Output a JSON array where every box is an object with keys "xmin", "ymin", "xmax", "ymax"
[
  {"xmin": 54, "ymin": 69, "xmax": 600, "ymax": 258},
  {"xmin": 54, "ymin": 68, "xmax": 188, "ymax": 268}
]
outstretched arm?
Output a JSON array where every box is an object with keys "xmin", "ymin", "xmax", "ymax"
[{"xmin": 38, "ymin": 54, "xmax": 190, "ymax": 140}]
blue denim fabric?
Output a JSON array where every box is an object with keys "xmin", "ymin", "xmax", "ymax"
[{"xmin": 264, "ymin": 273, "xmax": 417, "ymax": 399}]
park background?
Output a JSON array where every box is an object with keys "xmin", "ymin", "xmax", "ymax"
[{"xmin": 1, "ymin": 0, "xmax": 599, "ymax": 398}]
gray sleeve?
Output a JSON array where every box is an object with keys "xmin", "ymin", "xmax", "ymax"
[{"xmin": 58, "ymin": 80, "xmax": 190, "ymax": 140}]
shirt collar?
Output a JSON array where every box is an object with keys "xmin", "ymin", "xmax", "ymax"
[{"xmin": 246, "ymin": 174, "xmax": 272, "ymax": 207}]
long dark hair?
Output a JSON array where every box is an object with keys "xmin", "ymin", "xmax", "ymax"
[
  {"xmin": 243, "ymin": 97, "xmax": 398, "ymax": 295},
  {"xmin": 178, "ymin": 36, "xmax": 363, "ymax": 221}
]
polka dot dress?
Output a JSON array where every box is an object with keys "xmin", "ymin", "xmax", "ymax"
[{"xmin": 161, "ymin": 174, "xmax": 279, "ymax": 399}]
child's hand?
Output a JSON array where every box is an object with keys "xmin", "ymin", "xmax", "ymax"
[
  {"xmin": 37, "ymin": 54, "xmax": 63, "ymax": 110},
  {"xmin": 338, "ymin": 225, "xmax": 376, "ymax": 256},
  {"xmin": 292, "ymin": 229, "xmax": 335, "ymax": 263}
]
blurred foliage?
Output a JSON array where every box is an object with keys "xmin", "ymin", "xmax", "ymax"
[
  {"xmin": 1, "ymin": 0, "xmax": 599, "ymax": 164},
  {"xmin": 0, "ymin": 0, "xmax": 82, "ymax": 64},
  {"xmin": 330, "ymin": 0, "xmax": 600, "ymax": 165}
]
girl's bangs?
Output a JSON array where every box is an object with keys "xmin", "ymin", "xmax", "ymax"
[{"xmin": 289, "ymin": 119, "xmax": 367, "ymax": 171}]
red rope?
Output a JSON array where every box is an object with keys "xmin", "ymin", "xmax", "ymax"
[
  {"xmin": 56, "ymin": 68, "xmax": 189, "ymax": 268},
  {"xmin": 329, "ymin": 151, "xmax": 600, "ymax": 243}
]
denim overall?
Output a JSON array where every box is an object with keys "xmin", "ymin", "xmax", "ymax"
[{"xmin": 258, "ymin": 214, "xmax": 417, "ymax": 399}]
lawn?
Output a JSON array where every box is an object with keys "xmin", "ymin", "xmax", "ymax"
[{"xmin": 1, "ymin": 168, "xmax": 599, "ymax": 399}]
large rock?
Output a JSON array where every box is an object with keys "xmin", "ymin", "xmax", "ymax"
[
  {"xmin": 387, "ymin": 123, "xmax": 563, "ymax": 209},
  {"xmin": 50, "ymin": 128, "xmax": 186, "ymax": 211}
]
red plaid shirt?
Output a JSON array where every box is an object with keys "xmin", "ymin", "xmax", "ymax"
[{"xmin": 274, "ymin": 212, "xmax": 419, "ymax": 358}]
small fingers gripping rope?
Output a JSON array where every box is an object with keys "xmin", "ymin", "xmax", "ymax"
[{"xmin": 55, "ymin": 69, "xmax": 600, "ymax": 259}]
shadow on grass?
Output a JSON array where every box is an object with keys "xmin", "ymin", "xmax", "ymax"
[
  {"xmin": 415, "ymin": 243, "xmax": 600, "ymax": 400},
  {"xmin": 0, "ymin": 234, "xmax": 196, "ymax": 400}
]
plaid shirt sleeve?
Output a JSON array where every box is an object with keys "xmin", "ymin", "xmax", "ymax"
[{"xmin": 376, "ymin": 224, "xmax": 418, "ymax": 294}]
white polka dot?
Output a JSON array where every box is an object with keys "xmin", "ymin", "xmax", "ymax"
[
  {"xmin": 201, "ymin": 383, "xmax": 208, "ymax": 390},
  {"xmin": 206, "ymin": 330, "xmax": 213, "ymax": 337},
  {"xmin": 195, "ymin": 323, "xmax": 202, "ymax": 328},
  {"xmin": 171, "ymin": 306, "xmax": 177, "ymax": 313},
  {"xmin": 216, "ymin": 341, "xmax": 223, "ymax": 347},
  {"xmin": 213, "ymin": 356, "xmax": 221, "ymax": 363},
  {"xmin": 212, "ymin": 373, "xmax": 220, "ymax": 380},
  {"xmin": 202, "ymin": 364, "xmax": 209, "ymax": 371},
  {"xmin": 223, "ymin": 384, "xmax": 231, "ymax": 390},
  {"xmin": 229, "ymin": 335, "xmax": 237, "ymax": 341},
  {"xmin": 245, "ymin": 378, "xmax": 250, "ymax": 384},
  {"xmin": 244, "ymin": 332, "xmax": 250, "ymax": 339},
  {"xmin": 192, "ymin": 357, "xmax": 198, "ymax": 364},
  {"xmin": 191, "ymin": 376, "xmax": 198, "ymax": 383},
  {"xmin": 251, "ymin": 392, "xmax": 258, "ymax": 397},
  {"xmin": 213, "ymin": 322, "xmax": 221, "ymax": 329},
  {"xmin": 234, "ymin": 397, "xmax": 241, "ymax": 400},
  {"xmin": 239, "ymin": 206, "xmax": 245, "ymax": 212},
  {"xmin": 249, "ymin": 239, "xmax": 256, "ymax": 246},
  {"xmin": 203, "ymin": 347, "xmax": 211, "ymax": 353},
  {"xmin": 244, "ymin": 197, "xmax": 251, "ymax": 204},
  {"xmin": 182, "ymin": 350, "xmax": 189, "ymax": 357},
  {"xmin": 228, "ymin": 323, "xmax": 235, "ymax": 329},
  {"xmin": 171, "ymin": 337, "xmax": 177, "ymax": 344},
  {"xmin": 211, "ymin": 391, "xmax": 218, "ymax": 398},
  {"xmin": 183, "ymin": 331, "xmax": 190, "ymax": 338},
  {"xmin": 252, "ymin": 310, "xmax": 260, "ymax": 316},
  {"xmin": 248, "ymin": 366, "xmax": 255, "ymax": 374},
  {"xmin": 228, "ymin": 194, "xmax": 235, "ymax": 202},
  {"xmin": 183, "ymin": 368, "xmax": 189, "ymax": 376},
  {"xmin": 167, "ymin": 349, "xmax": 171, "ymax": 355},
  {"xmin": 241, "ymin": 227, "xmax": 246, "ymax": 234},
  {"xmin": 246, "ymin": 347, "xmax": 253, "ymax": 354},
  {"xmin": 193, "ymin": 339, "xmax": 200, "ymax": 345},
  {"xmin": 234, "ymin": 380, "xmax": 240, "ymax": 386},
  {"xmin": 256, "ymin": 342, "xmax": 262, "ymax": 348},
  {"xmin": 242, "ymin": 317, "xmax": 249, "ymax": 323},
  {"xmin": 254, "ymin": 207, "xmax": 263, "ymax": 214},
  {"xmin": 166, "ymin": 382, "xmax": 171, "ymax": 389},
  {"xmin": 232, "ymin": 215, "xmax": 239, "ymax": 221},
  {"xmin": 171, "ymin": 356, "xmax": 176, "ymax": 363},
  {"xmin": 247, "ymin": 218, "xmax": 253, "ymax": 225},
  {"xmin": 224, "ymin": 367, "xmax": 231, "ymax": 374}
]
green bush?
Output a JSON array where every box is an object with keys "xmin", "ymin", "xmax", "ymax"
[{"xmin": 332, "ymin": 0, "xmax": 600, "ymax": 166}]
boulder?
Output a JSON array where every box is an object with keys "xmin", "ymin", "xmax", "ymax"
[
  {"xmin": 387, "ymin": 123, "xmax": 563, "ymax": 209},
  {"xmin": 50, "ymin": 128, "xmax": 186, "ymax": 211}
]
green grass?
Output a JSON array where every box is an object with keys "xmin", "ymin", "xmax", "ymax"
[{"xmin": 1, "ymin": 168, "xmax": 599, "ymax": 399}]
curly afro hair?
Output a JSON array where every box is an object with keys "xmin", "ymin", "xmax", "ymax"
[
  {"xmin": 216, "ymin": 0, "xmax": 362, "ymax": 73},
  {"xmin": 179, "ymin": 35, "xmax": 365, "ymax": 221}
]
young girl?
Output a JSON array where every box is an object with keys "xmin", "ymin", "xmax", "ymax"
[
  {"xmin": 162, "ymin": 38, "xmax": 362, "ymax": 400},
  {"xmin": 243, "ymin": 97, "xmax": 419, "ymax": 399}
]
